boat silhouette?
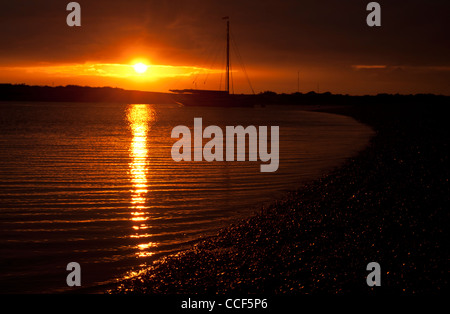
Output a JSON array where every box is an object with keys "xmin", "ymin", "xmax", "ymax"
[{"xmin": 170, "ymin": 17, "xmax": 255, "ymax": 107}]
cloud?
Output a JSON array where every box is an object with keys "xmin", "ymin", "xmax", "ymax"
[
  {"xmin": 352, "ymin": 65, "xmax": 450, "ymax": 72},
  {"xmin": 352, "ymin": 65, "xmax": 387, "ymax": 70},
  {"xmin": 0, "ymin": 62, "xmax": 221, "ymax": 81}
]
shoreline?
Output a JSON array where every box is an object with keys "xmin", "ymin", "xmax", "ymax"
[{"xmin": 107, "ymin": 102, "xmax": 447, "ymax": 294}]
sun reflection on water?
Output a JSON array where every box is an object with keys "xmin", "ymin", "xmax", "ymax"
[{"xmin": 127, "ymin": 104, "xmax": 157, "ymax": 258}]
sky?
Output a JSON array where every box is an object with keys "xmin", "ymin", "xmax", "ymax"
[{"xmin": 0, "ymin": 0, "xmax": 449, "ymax": 95}]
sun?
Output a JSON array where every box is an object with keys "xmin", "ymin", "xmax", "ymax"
[{"xmin": 133, "ymin": 63, "xmax": 148, "ymax": 74}]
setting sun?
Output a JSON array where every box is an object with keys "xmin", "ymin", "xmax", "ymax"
[{"xmin": 133, "ymin": 63, "xmax": 148, "ymax": 74}]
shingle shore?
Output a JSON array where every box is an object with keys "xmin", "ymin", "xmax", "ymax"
[{"xmin": 108, "ymin": 102, "xmax": 448, "ymax": 294}]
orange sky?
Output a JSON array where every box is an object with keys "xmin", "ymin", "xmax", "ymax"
[{"xmin": 1, "ymin": 0, "xmax": 449, "ymax": 95}]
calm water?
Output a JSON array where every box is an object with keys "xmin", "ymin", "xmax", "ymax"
[{"xmin": 0, "ymin": 102, "xmax": 373, "ymax": 293}]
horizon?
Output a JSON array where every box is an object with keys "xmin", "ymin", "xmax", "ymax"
[
  {"xmin": 2, "ymin": 82, "xmax": 450, "ymax": 98},
  {"xmin": 1, "ymin": 1, "xmax": 449, "ymax": 96}
]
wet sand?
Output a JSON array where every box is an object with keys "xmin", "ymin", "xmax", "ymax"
[{"xmin": 107, "ymin": 102, "xmax": 448, "ymax": 294}]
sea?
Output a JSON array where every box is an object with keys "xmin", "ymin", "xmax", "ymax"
[{"xmin": 0, "ymin": 102, "xmax": 373, "ymax": 293}]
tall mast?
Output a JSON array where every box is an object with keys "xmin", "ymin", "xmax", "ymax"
[{"xmin": 224, "ymin": 17, "xmax": 230, "ymax": 94}]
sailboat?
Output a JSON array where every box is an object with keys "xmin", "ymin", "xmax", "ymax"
[{"xmin": 170, "ymin": 17, "xmax": 255, "ymax": 107}]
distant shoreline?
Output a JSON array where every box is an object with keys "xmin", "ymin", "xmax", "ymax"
[
  {"xmin": 1, "ymin": 83, "xmax": 449, "ymax": 107},
  {"xmin": 0, "ymin": 84, "xmax": 175, "ymax": 104}
]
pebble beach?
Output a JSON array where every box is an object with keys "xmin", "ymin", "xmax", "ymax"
[{"xmin": 108, "ymin": 100, "xmax": 448, "ymax": 295}]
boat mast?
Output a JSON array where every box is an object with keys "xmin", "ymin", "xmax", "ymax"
[{"xmin": 224, "ymin": 17, "xmax": 230, "ymax": 94}]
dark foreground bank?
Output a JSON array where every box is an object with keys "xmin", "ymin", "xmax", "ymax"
[{"xmin": 107, "ymin": 101, "xmax": 448, "ymax": 295}]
